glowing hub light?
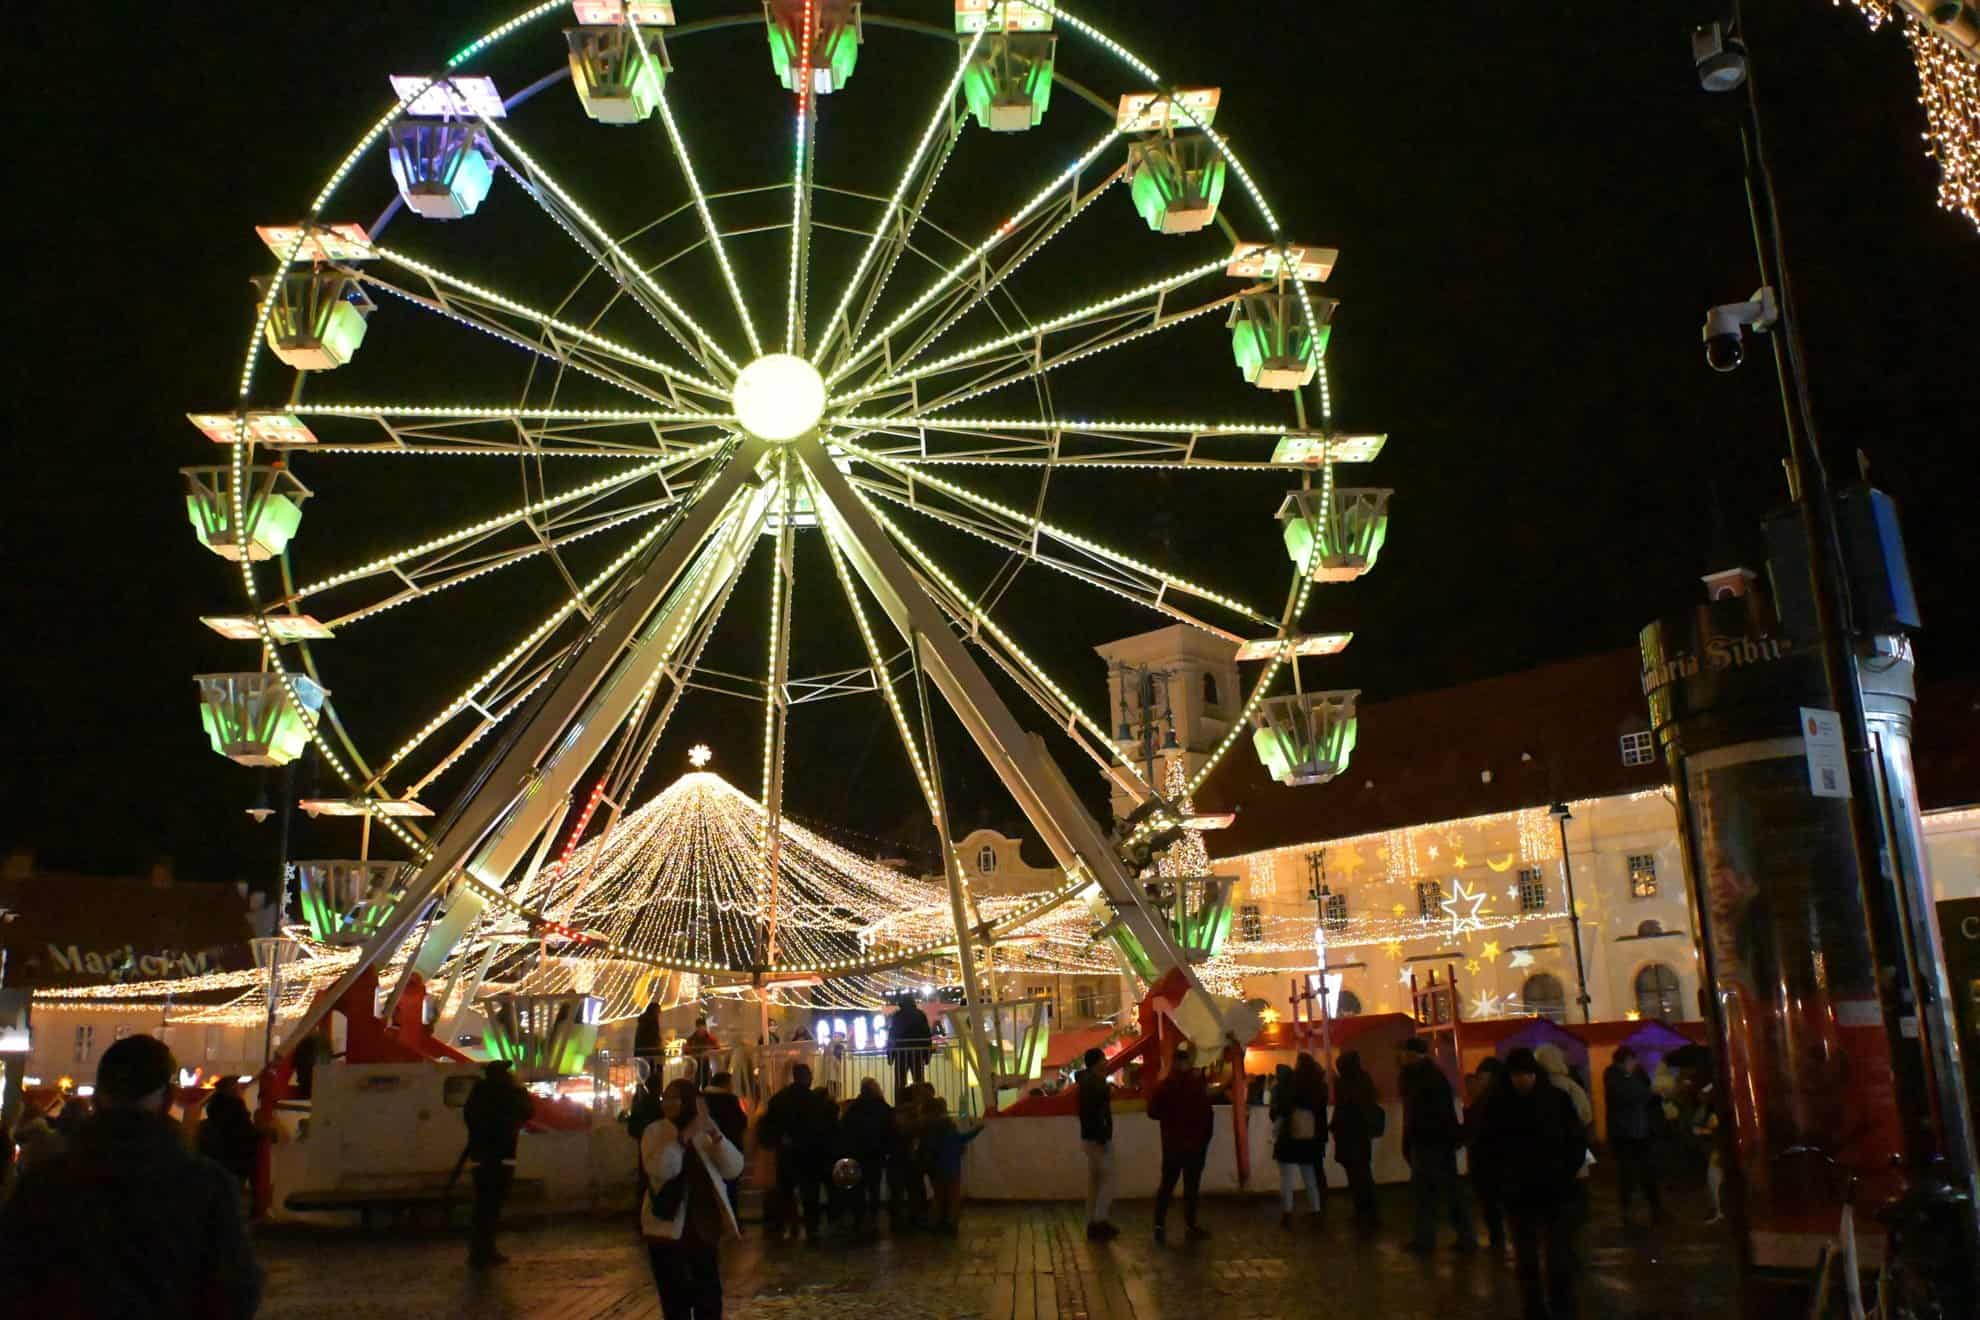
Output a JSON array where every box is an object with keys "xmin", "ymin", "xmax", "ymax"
[{"xmin": 732, "ymin": 353, "xmax": 826, "ymax": 441}]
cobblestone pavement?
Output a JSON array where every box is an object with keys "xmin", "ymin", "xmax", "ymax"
[{"xmin": 257, "ymin": 1180, "xmax": 1739, "ymax": 1319}]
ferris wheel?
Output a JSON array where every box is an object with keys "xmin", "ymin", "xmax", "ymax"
[{"xmin": 184, "ymin": 0, "xmax": 1394, "ymax": 1051}]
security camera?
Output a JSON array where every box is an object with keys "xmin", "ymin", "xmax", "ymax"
[
  {"xmin": 1691, "ymin": 21, "xmax": 1747, "ymax": 93},
  {"xmin": 1701, "ymin": 287, "xmax": 1777, "ymax": 373}
]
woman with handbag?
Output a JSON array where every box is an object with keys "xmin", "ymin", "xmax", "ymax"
[
  {"xmin": 1272, "ymin": 1054, "xmax": 1328, "ymax": 1227},
  {"xmin": 642, "ymin": 1078, "xmax": 746, "ymax": 1319}
]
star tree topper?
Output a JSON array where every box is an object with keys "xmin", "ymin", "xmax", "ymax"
[{"xmin": 688, "ymin": 744, "xmax": 713, "ymax": 768}]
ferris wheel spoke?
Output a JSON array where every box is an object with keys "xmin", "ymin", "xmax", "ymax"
[
  {"xmin": 782, "ymin": 11, "xmax": 818, "ymax": 357},
  {"xmin": 834, "ymin": 258, "xmax": 1239, "ymax": 411},
  {"xmin": 842, "ymin": 167, "xmax": 1125, "ymax": 398},
  {"xmin": 286, "ymin": 410, "xmax": 737, "ymax": 460},
  {"xmin": 825, "ymin": 126, "xmax": 1124, "ymax": 390},
  {"xmin": 838, "ymin": 438, "xmax": 1271, "ymax": 629},
  {"xmin": 356, "ymin": 246, "xmax": 731, "ymax": 406},
  {"xmin": 285, "ymin": 457, "xmax": 696, "ymax": 616},
  {"xmin": 483, "ymin": 119, "xmax": 740, "ymax": 380},
  {"xmin": 836, "ymin": 415, "xmax": 1385, "ymax": 471},
  {"xmin": 759, "ymin": 461, "xmax": 799, "ymax": 967},
  {"xmin": 646, "ymin": 75, "xmax": 763, "ymax": 358},
  {"xmin": 812, "ymin": 28, "xmax": 984, "ymax": 369}
]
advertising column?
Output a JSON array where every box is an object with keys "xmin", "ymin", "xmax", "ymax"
[{"xmin": 1641, "ymin": 594, "xmax": 1904, "ymax": 1275}]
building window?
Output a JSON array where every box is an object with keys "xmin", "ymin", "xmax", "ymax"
[
  {"xmin": 1635, "ymin": 963, "xmax": 1683, "ymax": 1022},
  {"xmin": 1202, "ymin": 671, "xmax": 1220, "ymax": 709},
  {"xmin": 73, "ymin": 1025, "xmax": 96, "ymax": 1063},
  {"xmin": 1521, "ymin": 974, "xmax": 1567, "ymax": 1024},
  {"xmin": 1323, "ymin": 892, "xmax": 1349, "ymax": 932},
  {"xmin": 1075, "ymin": 983, "xmax": 1100, "ymax": 1019},
  {"xmin": 1517, "ymin": 867, "xmax": 1548, "ymax": 913},
  {"xmin": 1620, "ymin": 730, "xmax": 1656, "ymax": 767},
  {"xmin": 1416, "ymin": 879, "xmax": 1445, "ymax": 919},
  {"xmin": 1239, "ymin": 904, "xmax": 1264, "ymax": 943},
  {"xmin": 1629, "ymin": 852, "xmax": 1659, "ymax": 899},
  {"xmin": 977, "ymin": 845, "xmax": 998, "ymax": 875},
  {"xmin": 1336, "ymin": 990, "xmax": 1363, "ymax": 1017},
  {"xmin": 1636, "ymin": 918, "xmax": 1665, "ymax": 937}
]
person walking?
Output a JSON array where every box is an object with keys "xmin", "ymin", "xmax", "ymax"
[
  {"xmin": 1272, "ymin": 1055, "xmax": 1328, "ymax": 1227},
  {"xmin": 198, "ymin": 1075, "xmax": 261, "ymax": 1194},
  {"xmin": 1397, "ymin": 1037, "xmax": 1476, "ymax": 1253},
  {"xmin": 1465, "ymin": 1056, "xmax": 1508, "ymax": 1251},
  {"xmin": 642, "ymin": 1078, "xmax": 746, "ymax": 1319},
  {"xmin": 1076, "ymin": 1046, "xmax": 1120, "ymax": 1240},
  {"xmin": 0, "ymin": 1034, "xmax": 262, "ymax": 1317},
  {"xmin": 839, "ymin": 1077, "xmax": 894, "ymax": 1234},
  {"xmin": 920, "ymin": 1095, "xmax": 984, "ymax": 1234},
  {"xmin": 1146, "ymin": 1042, "xmax": 1214, "ymax": 1244},
  {"xmin": 1473, "ymin": 1048, "xmax": 1589, "ymax": 1320},
  {"xmin": 462, "ymin": 1059, "xmax": 535, "ymax": 1268},
  {"xmin": 1534, "ymin": 1045, "xmax": 1593, "ymax": 1132},
  {"xmin": 702, "ymin": 1071, "xmax": 750, "ymax": 1213},
  {"xmin": 889, "ymin": 1082, "xmax": 930, "ymax": 1230},
  {"xmin": 684, "ymin": 1016, "xmax": 721, "ymax": 1088},
  {"xmin": 1602, "ymin": 1047, "xmax": 1664, "ymax": 1226},
  {"xmin": 886, "ymin": 996, "xmax": 934, "ymax": 1094},
  {"xmin": 1330, "ymin": 1050, "xmax": 1382, "ymax": 1232},
  {"xmin": 757, "ymin": 1064, "xmax": 833, "ymax": 1241}
]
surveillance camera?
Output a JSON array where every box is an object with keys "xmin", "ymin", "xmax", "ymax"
[
  {"xmin": 1691, "ymin": 21, "xmax": 1747, "ymax": 93},
  {"xmin": 1701, "ymin": 287, "xmax": 1777, "ymax": 374}
]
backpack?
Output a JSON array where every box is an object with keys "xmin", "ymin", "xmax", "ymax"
[{"xmin": 1367, "ymin": 1101, "xmax": 1387, "ymax": 1138}]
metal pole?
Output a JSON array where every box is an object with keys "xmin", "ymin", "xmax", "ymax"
[
  {"xmin": 1308, "ymin": 852, "xmax": 1333, "ymax": 1070},
  {"xmin": 1552, "ymin": 804, "xmax": 1592, "ymax": 1024}
]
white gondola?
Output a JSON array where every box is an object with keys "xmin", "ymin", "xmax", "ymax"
[
  {"xmin": 1276, "ymin": 487, "xmax": 1394, "ymax": 582},
  {"xmin": 480, "ymin": 993, "xmax": 604, "ymax": 1078},
  {"xmin": 1228, "ymin": 291, "xmax": 1331, "ymax": 391},
  {"xmin": 182, "ymin": 465, "xmax": 311, "ymax": 562},
  {"xmin": 567, "ymin": 25, "xmax": 669, "ymax": 123},
  {"xmin": 257, "ymin": 272, "xmax": 374, "ymax": 371},
  {"xmin": 1128, "ymin": 134, "xmax": 1226, "ymax": 234},
  {"xmin": 387, "ymin": 120, "xmax": 496, "ymax": 220},
  {"xmin": 193, "ymin": 672, "xmax": 326, "ymax": 768},
  {"xmin": 1249, "ymin": 690, "xmax": 1359, "ymax": 787},
  {"xmin": 961, "ymin": 31, "xmax": 1055, "ymax": 132},
  {"xmin": 766, "ymin": 0, "xmax": 862, "ymax": 95},
  {"xmin": 295, "ymin": 860, "xmax": 406, "ymax": 945}
]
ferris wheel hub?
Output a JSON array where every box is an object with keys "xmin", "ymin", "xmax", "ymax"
[{"xmin": 732, "ymin": 353, "xmax": 826, "ymax": 443}]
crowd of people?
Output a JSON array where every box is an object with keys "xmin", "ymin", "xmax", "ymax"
[{"xmin": 0, "ymin": 1016, "xmax": 1721, "ymax": 1320}]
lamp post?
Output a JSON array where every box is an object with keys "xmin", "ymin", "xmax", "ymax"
[
  {"xmin": 1306, "ymin": 850, "xmax": 1334, "ymax": 1069},
  {"xmin": 250, "ymin": 936, "xmax": 301, "ymax": 1067},
  {"xmin": 1550, "ymin": 803, "xmax": 1592, "ymax": 1024}
]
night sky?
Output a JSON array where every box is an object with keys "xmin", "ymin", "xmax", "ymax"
[{"xmin": 4, "ymin": 1, "xmax": 1975, "ymax": 890}]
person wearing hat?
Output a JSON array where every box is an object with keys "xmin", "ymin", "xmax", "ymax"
[
  {"xmin": 463, "ymin": 1058, "xmax": 536, "ymax": 1268},
  {"xmin": 0, "ymin": 1033, "xmax": 262, "ymax": 1317},
  {"xmin": 1472, "ymin": 1047, "xmax": 1590, "ymax": 1320}
]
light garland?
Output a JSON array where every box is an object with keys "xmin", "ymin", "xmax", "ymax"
[
  {"xmin": 1839, "ymin": 1, "xmax": 1980, "ymax": 232},
  {"xmin": 1157, "ymin": 757, "xmax": 1210, "ymax": 879}
]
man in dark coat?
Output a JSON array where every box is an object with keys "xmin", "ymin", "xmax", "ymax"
[
  {"xmin": 887, "ymin": 997, "xmax": 934, "ymax": 1094},
  {"xmin": 1077, "ymin": 1047, "xmax": 1120, "ymax": 1240},
  {"xmin": 758, "ymin": 1064, "xmax": 835, "ymax": 1240},
  {"xmin": 702, "ymin": 1070, "xmax": 750, "ymax": 1210},
  {"xmin": 1146, "ymin": 1042, "xmax": 1214, "ymax": 1244},
  {"xmin": 1474, "ymin": 1048, "xmax": 1591, "ymax": 1319},
  {"xmin": 463, "ymin": 1060, "xmax": 535, "ymax": 1268},
  {"xmin": 1330, "ymin": 1049, "xmax": 1382, "ymax": 1230},
  {"xmin": 1397, "ymin": 1036, "xmax": 1477, "ymax": 1252},
  {"xmin": 1602, "ymin": 1046, "xmax": 1663, "ymax": 1226},
  {"xmin": 0, "ymin": 1034, "xmax": 262, "ymax": 1318},
  {"xmin": 838, "ymin": 1077, "xmax": 894, "ymax": 1233}
]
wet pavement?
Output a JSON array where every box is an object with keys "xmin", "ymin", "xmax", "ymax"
[{"xmin": 256, "ymin": 1182, "xmax": 1740, "ymax": 1318}]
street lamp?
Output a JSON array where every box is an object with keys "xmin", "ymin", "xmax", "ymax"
[
  {"xmin": 1550, "ymin": 803, "xmax": 1592, "ymax": 1024},
  {"xmin": 250, "ymin": 936, "xmax": 301, "ymax": 1066},
  {"xmin": 1306, "ymin": 850, "xmax": 1334, "ymax": 1068}
]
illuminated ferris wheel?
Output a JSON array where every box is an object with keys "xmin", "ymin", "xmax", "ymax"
[{"xmin": 183, "ymin": 0, "xmax": 1394, "ymax": 1045}]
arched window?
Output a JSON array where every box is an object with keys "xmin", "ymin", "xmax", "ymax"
[
  {"xmin": 1202, "ymin": 671, "xmax": 1220, "ymax": 709},
  {"xmin": 1635, "ymin": 963, "xmax": 1682, "ymax": 1022},
  {"xmin": 1335, "ymin": 990, "xmax": 1363, "ymax": 1017},
  {"xmin": 1521, "ymin": 973, "xmax": 1567, "ymax": 1024},
  {"xmin": 977, "ymin": 845, "xmax": 998, "ymax": 875},
  {"xmin": 1636, "ymin": 918, "xmax": 1664, "ymax": 938}
]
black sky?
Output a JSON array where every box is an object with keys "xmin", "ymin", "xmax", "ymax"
[{"xmin": 3, "ymin": 1, "xmax": 1975, "ymax": 888}]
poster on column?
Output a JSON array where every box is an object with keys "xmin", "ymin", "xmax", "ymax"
[{"xmin": 1684, "ymin": 745, "xmax": 1902, "ymax": 1269}]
